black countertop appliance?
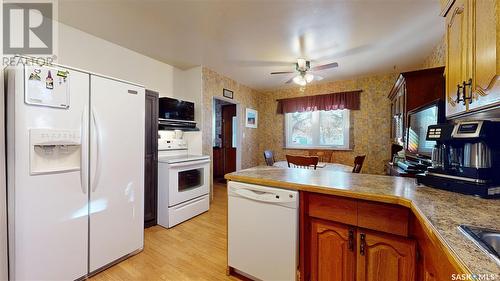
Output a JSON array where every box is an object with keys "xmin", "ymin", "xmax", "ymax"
[{"xmin": 416, "ymin": 120, "xmax": 500, "ymax": 198}]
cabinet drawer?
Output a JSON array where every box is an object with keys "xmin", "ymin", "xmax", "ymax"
[
  {"xmin": 307, "ymin": 193, "xmax": 357, "ymax": 226},
  {"xmin": 358, "ymin": 200, "xmax": 409, "ymax": 237}
]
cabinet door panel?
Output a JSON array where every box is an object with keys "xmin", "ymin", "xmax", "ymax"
[
  {"xmin": 310, "ymin": 220, "xmax": 355, "ymax": 281},
  {"xmin": 144, "ymin": 90, "xmax": 158, "ymax": 228},
  {"xmin": 446, "ymin": 0, "xmax": 469, "ymax": 117},
  {"xmin": 357, "ymin": 230, "xmax": 416, "ymax": 281},
  {"xmin": 144, "ymin": 154, "xmax": 157, "ymax": 227},
  {"xmin": 470, "ymin": 0, "xmax": 500, "ymax": 111}
]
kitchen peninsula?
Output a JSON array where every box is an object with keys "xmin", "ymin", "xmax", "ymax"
[{"xmin": 225, "ymin": 166, "xmax": 500, "ymax": 280}]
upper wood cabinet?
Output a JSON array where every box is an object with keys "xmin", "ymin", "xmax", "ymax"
[
  {"xmin": 445, "ymin": 0, "xmax": 470, "ymax": 116},
  {"xmin": 389, "ymin": 80, "xmax": 405, "ymax": 145},
  {"xmin": 444, "ymin": 0, "xmax": 500, "ymax": 117},
  {"xmin": 356, "ymin": 229, "xmax": 416, "ymax": 281},
  {"xmin": 469, "ymin": 0, "xmax": 500, "ymax": 111},
  {"xmin": 388, "ymin": 67, "xmax": 445, "ymax": 145},
  {"xmin": 310, "ymin": 219, "xmax": 355, "ymax": 281}
]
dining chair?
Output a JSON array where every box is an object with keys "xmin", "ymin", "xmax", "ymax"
[
  {"xmin": 352, "ymin": 155, "xmax": 366, "ymax": 173},
  {"xmin": 263, "ymin": 150, "xmax": 275, "ymax": 166},
  {"xmin": 286, "ymin": 155, "xmax": 319, "ymax": 170},
  {"xmin": 308, "ymin": 150, "xmax": 333, "ymax": 163}
]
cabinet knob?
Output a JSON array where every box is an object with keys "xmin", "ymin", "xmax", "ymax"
[
  {"xmin": 360, "ymin": 233, "xmax": 366, "ymax": 256},
  {"xmin": 348, "ymin": 229, "xmax": 354, "ymax": 251},
  {"xmin": 463, "ymin": 78, "xmax": 473, "ymax": 105},
  {"xmin": 456, "ymin": 83, "xmax": 464, "ymax": 104}
]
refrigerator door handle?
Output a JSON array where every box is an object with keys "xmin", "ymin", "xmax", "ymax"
[
  {"xmin": 80, "ymin": 109, "xmax": 87, "ymax": 194},
  {"xmin": 91, "ymin": 109, "xmax": 102, "ymax": 192}
]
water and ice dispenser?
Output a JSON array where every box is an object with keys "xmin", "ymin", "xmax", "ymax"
[{"xmin": 30, "ymin": 129, "xmax": 81, "ymax": 175}]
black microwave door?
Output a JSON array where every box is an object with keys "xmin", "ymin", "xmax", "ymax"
[{"xmin": 159, "ymin": 97, "xmax": 195, "ymax": 121}]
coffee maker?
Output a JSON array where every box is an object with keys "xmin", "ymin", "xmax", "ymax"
[{"xmin": 416, "ymin": 120, "xmax": 500, "ymax": 198}]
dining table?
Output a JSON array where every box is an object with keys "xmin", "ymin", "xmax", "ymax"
[{"xmin": 272, "ymin": 160, "xmax": 353, "ymax": 172}]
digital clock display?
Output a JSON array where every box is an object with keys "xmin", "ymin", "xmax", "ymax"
[{"xmin": 458, "ymin": 123, "xmax": 478, "ymax": 134}]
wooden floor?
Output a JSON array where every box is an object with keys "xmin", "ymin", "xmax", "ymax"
[{"xmin": 91, "ymin": 183, "xmax": 240, "ymax": 281}]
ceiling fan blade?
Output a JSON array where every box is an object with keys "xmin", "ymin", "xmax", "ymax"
[
  {"xmin": 298, "ymin": 34, "xmax": 306, "ymax": 57},
  {"xmin": 313, "ymin": 44, "xmax": 372, "ymax": 62},
  {"xmin": 285, "ymin": 76, "xmax": 295, "ymax": 84},
  {"xmin": 231, "ymin": 60, "xmax": 295, "ymax": 67},
  {"xmin": 270, "ymin": 71, "xmax": 295, "ymax": 75},
  {"xmin": 311, "ymin": 62, "xmax": 339, "ymax": 71}
]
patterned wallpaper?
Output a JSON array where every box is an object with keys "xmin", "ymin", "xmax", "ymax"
[
  {"xmin": 421, "ymin": 35, "xmax": 446, "ymax": 68},
  {"xmin": 202, "ymin": 67, "xmax": 261, "ymax": 170},
  {"xmin": 258, "ymin": 73, "xmax": 398, "ymax": 175}
]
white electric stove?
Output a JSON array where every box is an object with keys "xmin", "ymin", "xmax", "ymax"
[{"xmin": 157, "ymin": 131, "xmax": 210, "ymax": 228}]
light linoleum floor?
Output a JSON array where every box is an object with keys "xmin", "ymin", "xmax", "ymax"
[{"xmin": 91, "ymin": 183, "xmax": 240, "ymax": 281}]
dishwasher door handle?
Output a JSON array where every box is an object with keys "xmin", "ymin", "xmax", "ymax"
[{"xmin": 233, "ymin": 188, "xmax": 282, "ymax": 203}]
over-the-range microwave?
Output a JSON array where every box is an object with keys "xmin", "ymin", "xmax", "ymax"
[{"xmin": 159, "ymin": 97, "xmax": 195, "ymax": 122}]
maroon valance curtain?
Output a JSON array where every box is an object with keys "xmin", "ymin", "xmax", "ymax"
[{"xmin": 276, "ymin": 90, "xmax": 362, "ymax": 114}]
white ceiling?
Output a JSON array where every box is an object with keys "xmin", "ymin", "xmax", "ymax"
[{"xmin": 58, "ymin": 0, "xmax": 444, "ymax": 90}]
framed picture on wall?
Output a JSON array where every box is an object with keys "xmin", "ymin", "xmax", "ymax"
[
  {"xmin": 245, "ymin": 108, "xmax": 258, "ymax": 128},
  {"xmin": 223, "ymin": 88, "xmax": 234, "ymax": 99}
]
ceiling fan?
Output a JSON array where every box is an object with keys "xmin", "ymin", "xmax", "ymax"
[{"xmin": 270, "ymin": 58, "xmax": 338, "ymax": 86}]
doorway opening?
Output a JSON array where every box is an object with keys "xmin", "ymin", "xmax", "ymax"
[{"xmin": 212, "ymin": 97, "xmax": 240, "ymax": 183}]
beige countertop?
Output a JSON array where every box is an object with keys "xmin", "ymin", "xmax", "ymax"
[{"xmin": 225, "ymin": 166, "xmax": 500, "ymax": 276}]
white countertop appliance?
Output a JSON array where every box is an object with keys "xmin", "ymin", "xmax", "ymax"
[
  {"xmin": 157, "ymin": 130, "xmax": 210, "ymax": 228},
  {"xmin": 228, "ymin": 181, "xmax": 299, "ymax": 281},
  {"xmin": 5, "ymin": 62, "xmax": 145, "ymax": 280}
]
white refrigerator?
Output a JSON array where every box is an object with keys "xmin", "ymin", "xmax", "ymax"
[{"xmin": 5, "ymin": 62, "xmax": 145, "ymax": 280}]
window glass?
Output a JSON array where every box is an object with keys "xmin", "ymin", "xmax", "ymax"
[
  {"xmin": 319, "ymin": 110, "xmax": 345, "ymax": 146},
  {"xmin": 285, "ymin": 110, "xmax": 350, "ymax": 149},
  {"xmin": 289, "ymin": 111, "xmax": 313, "ymax": 146}
]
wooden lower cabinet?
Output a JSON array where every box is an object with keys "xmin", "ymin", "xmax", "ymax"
[
  {"xmin": 310, "ymin": 219, "xmax": 356, "ymax": 281},
  {"xmin": 301, "ymin": 192, "xmax": 465, "ymax": 281},
  {"xmin": 302, "ymin": 192, "xmax": 423, "ymax": 281},
  {"xmin": 409, "ymin": 214, "xmax": 461, "ymax": 281},
  {"xmin": 308, "ymin": 222, "xmax": 415, "ymax": 281},
  {"xmin": 356, "ymin": 229, "xmax": 416, "ymax": 281}
]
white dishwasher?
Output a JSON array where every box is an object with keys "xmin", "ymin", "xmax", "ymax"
[{"xmin": 228, "ymin": 181, "xmax": 299, "ymax": 281}]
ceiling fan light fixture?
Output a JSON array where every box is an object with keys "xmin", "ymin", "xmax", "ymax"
[
  {"xmin": 293, "ymin": 75, "xmax": 306, "ymax": 86},
  {"xmin": 297, "ymin": 58, "xmax": 307, "ymax": 70},
  {"xmin": 304, "ymin": 73, "xmax": 314, "ymax": 83}
]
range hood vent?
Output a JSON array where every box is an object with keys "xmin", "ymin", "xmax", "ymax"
[{"xmin": 158, "ymin": 119, "xmax": 200, "ymax": 131}]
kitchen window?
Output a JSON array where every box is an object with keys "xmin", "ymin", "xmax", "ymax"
[{"xmin": 285, "ymin": 109, "xmax": 350, "ymax": 149}]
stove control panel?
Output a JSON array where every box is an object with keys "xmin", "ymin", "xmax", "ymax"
[{"xmin": 158, "ymin": 138, "xmax": 188, "ymax": 150}]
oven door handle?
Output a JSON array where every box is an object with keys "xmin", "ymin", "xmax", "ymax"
[{"xmin": 168, "ymin": 159, "xmax": 210, "ymax": 168}]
